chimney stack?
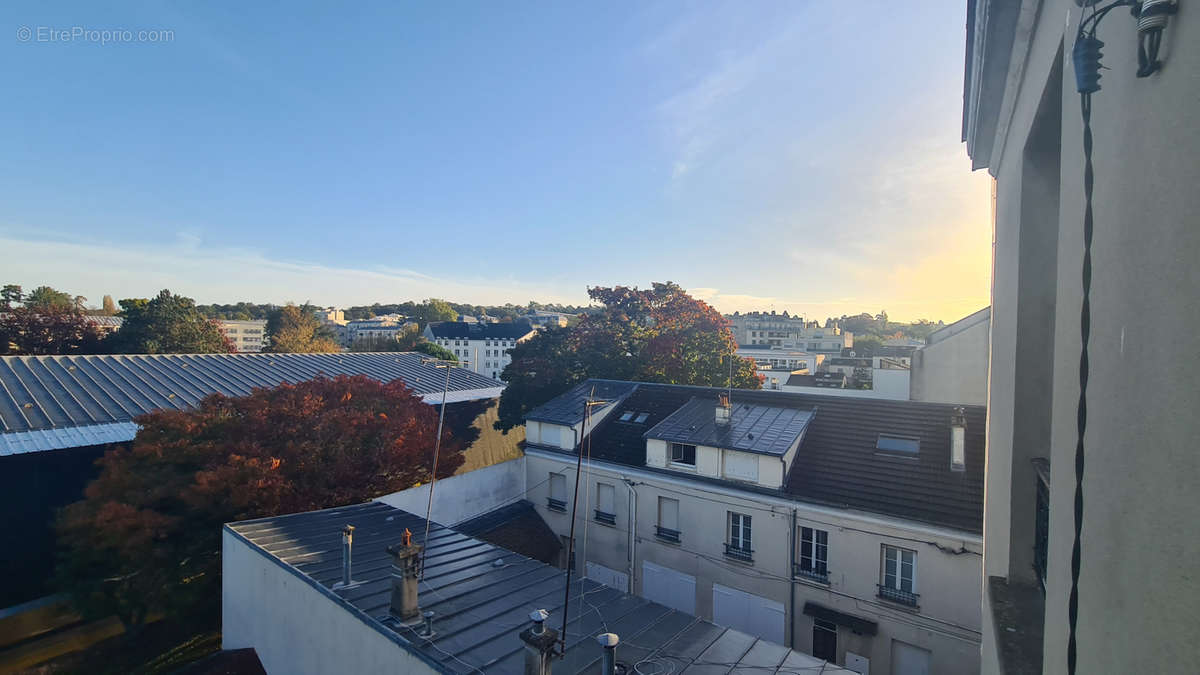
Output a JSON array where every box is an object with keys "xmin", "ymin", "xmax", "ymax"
[
  {"xmin": 715, "ymin": 392, "xmax": 732, "ymax": 426},
  {"xmin": 387, "ymin": 528, "xmax": 423, "ymax": 622},
  {"xmin": 520, "ymin": 609, "xmax": 558, "ymax": 675},
  {"xmin": 597, "ymin": 633, "xmax": 620, "ymax": 675}
]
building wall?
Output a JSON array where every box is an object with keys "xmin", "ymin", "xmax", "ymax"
[
  {"xmin": 979, "ymin": 3, "xmax": 1200, "ymax": 673},
  {"xmin": 910, "ymin": 314, "xmax": 990, "ymax": 405},
  {"xmin": 222, "ymin": 529, "xmax": 435, "ymax": 675},
  {"xmin": 869, "ymin": 368, "xmax": 911, "ymax": 400},
  {"xmin": 431, "ymin": 333, "xmax": 532, "ymax": 380},
  {"xmin": 374, "ymin": 456, "xmax": 525, "ymax": 526},
  {"xmin": 524, "ymin": 449, "xmax": 982, "ymax": 675},
  {"xmin": 218, "ymin": 320, "xmax": 267, "ymax": 352}
]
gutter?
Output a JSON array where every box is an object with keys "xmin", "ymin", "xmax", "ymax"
[
  {"xmin": 789, "ymin": 508, "xmax": 797, "ymax": 649},
  {"xmin": 623, "ymin": 479, "xmax": 638, "ymax": 590}
]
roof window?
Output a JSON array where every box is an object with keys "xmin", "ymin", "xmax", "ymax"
[{"xmin": 876, "ymin": 435, "xmax": 920, "ymax": 455}]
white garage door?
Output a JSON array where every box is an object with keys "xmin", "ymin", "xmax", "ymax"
[
  {"xmin": 712, "ymin": 583, "xmax": 785, "ymax": 643},
  {"xmin": 641, "ymin": 561, "xmax": 696, "ymax": 615},
  {"xmin": 585, "ymin": 561, "xmax": 629, "ymax": 592},
  {"xmin": 891, "ymin": 641, "xmax": 931, "ymax": 675}
]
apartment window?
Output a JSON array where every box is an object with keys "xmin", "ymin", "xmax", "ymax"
[
  {"xmin": 879, "ymin": 545, "xmax": 919, "ymax": 606},
  {"xmin": 656, "ymin": 497, "xmax": 680, "ymax": 543},
  {"xmin": 593, "ymin": 482, "xmax": 616, "ymax": 525},
  {"xmin": 670, "ymin": 443, "xmax": 696, "ymax": 466},
  {"xmin": 725, "ymin": 512, "xmax": 753, "ymax": 562},
  {"xmin": 795, "ymin": 527, "xmax": 830, "ymax": 583},
  {"xmin": 876, "ymin": 435, "xmax": 920, "ymax": 455},
  {"xmin": 547, "ymin": 473, "xmax": 567, "ymax": 512}
]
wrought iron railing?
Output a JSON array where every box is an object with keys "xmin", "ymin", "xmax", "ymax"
[
  {"xmin": 793, "ymin": 563, "xmax": 830, "ymax": 584},
  {"xmin": 655, "ymin": 526, "xmax": 681, "ymax": 543},
  {"xmin": 594, "ymin": 509, "xmax": 616, "ymax": 525},
  {"xmin": 877, "ymin": 584, "xmax": 920, "ymax": 607},
  {"xmin": 546, "ymin": 497, "xmax": 567, "ymax": 512},
  {"xmin": 724, "ymin": 543, "xmax": 754, "ymax": 563}
]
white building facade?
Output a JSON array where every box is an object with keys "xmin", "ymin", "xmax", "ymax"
[
  {"xmin": 217, "ymin": 319, "xmax": 267, "ymax": 352},
  {"xmin": 424, "ymin": 321, "xmax": 536, "ymax": 380}
]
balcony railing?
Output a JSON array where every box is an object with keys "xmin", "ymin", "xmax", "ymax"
[
  {"xmin": 546, "ymin": 497, "xmax": 567, "ymax": 512},
  {"xmin": 655, "ymin": 526, "xmax": 681, "ymax": 543},
  {"xmin": 793, "ymin": 563, "xmax": 830, "ymax": 584},
  {"xmin": 877, "ymin": 584, "xmax": 920, "ymax": 607},
  {"xmin": 724, "ymin": 543, "xmax": 754, "ymax": 563},
  {"xmin": 594, "ymin": 509, "xmax": 616, "ymax": 525}
]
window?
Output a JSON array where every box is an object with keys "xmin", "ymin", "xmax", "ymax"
[
  {"xmin": 879, "ymin": 545, "xmax": 918, "ymax": 606},
  {"xmin": 876, "ymin": 435, "xmax": 920, "ymax": 455},
  {"xmin": 595, "ymin": 482, "xmax": 615, "ymax": 525},
  {"xmin": 656, "ymin": 497, "xmax": 680, "ymax": 542},
  {"xmin": 726, "ymin": 512, "xmax": 752, "ymax": 561},
  {"xmin": 951, "ymin": 423, "xmax": 966, "ymax": 471},
  {"xmin": 670, "ymin": 443, "xmax": 696, "ymax": 466},
  {"xmin": 548, "ymin": 473, "xmax": 567, "ymax": 512},
  {"xmin": 619, "ymin": 411, "xmax": 634, "ymax": 422},
  {"xmin": 796, "ymin": 527, "xmax": 829, "ymax": 583},
  {"xmin": 634, "ymin": 412, "xmax": 649, "ymax": 424}
]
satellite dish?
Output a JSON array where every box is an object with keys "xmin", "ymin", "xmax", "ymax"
[{"xmin": 849, "ymin": 351, "xmax": 856, "ymax": 357}]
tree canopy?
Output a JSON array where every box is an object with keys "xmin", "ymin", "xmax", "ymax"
[
  {"xmin": 494, "ymin": 282, "xmax": 760, "ymax": 432},
  {"xmin": 264, "ymin": 304, "xmax": 339, "ymax": 353},
  {"xmin": 0, "ymin": 306, "xmax": 105, "ymax": 355},
  {"xmin": 55, "ymin": 375, "xmax": 468, "ymax": 627},
  {"xmin": 107, "ymin": 290, "xmax": 234, "ymax": 354},
  {"xmin": 412, "ymin": 340, "xmax": 457, "ymax": 361},
  {"xmin": 23, "ymin": 285, "xmax": 74, "ymax": 312},
  {"xmin": 2, "ymin": 284, "xmax": 24, "ymax": 311}
]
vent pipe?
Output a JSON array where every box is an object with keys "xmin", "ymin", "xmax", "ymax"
[
  {"xmin": 386, "ymin": 528, "xmax": 423, "ymax": 622},
  {"xmin": 341, "ymin": 525, "xmax": 355, "ymax": 587},
  {"xmin": 597, "ymin": 633, "xmax": 620, "ymax": 675},
  {"xmin": 419, "ymin": 610, "xmax": 435, "ymax": 638},
  {"xmin": 520, "ymin": 609, "xmax": 557, "ymax": 675}
]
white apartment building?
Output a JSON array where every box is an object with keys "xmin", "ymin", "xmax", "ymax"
[
  {"xmin": 345, "ymin": 314, "xmax": 414, "ymax": 346},
  {"xmin": 729, "ymin": 312, "xmax": 854, "ymax": 354},
  {"xmin": 522, "ymin": 380, "xmax": 985, "ymax": 675},
  {"xmin": 423, "ymin": 320, "xmax": 537, "ymax": 380},
  {"xmin": 217, "ymin": 319, "xmax": 267, "ymax": 352},
  {"xmin": 910, "ymin": 308, "xmax": 990, "ymax": 406}
]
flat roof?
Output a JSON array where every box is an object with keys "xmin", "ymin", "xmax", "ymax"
[
  {"xmin": 643, "ymin": 396, "xmax": 814, "ymax": 457},
  {"xmin": 0, "ymin": 353, "xmax": 503, "ymax": 455},
  {"xmin": 226, "ymin": 501, "xmax": 851, "ymax": 674}
]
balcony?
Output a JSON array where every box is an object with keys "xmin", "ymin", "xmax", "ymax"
[
  {"xmin": 594, "ymin": 509, "xmax": 616, "ymax": 526},
  {"xmin": 546, "ymin": 497, "xmax": 567, "ymax": 512},
  {"xmin": 793, "ymin": 564, "xmax": 830, "ymax": 584},
  {"xmin": 877, "ymin": 584, "xmax": 920, "ymax": 607},
  {"xmin": 654, "ymin": 526, "xmax": 681, "ymax": 543},
  {"xmin": 723, "ymin": 543, "xmax": 754, "ymax": 563}
]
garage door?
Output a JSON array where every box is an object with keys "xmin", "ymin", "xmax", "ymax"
[
  {"xmin": 712, "ymin": 583, "xmax": 785, "ymax": 643},
  {"xmin": 585, "ymin": 561, "xmax": 629, "ymax": 592},
  {"xmin": 641, "ymin": 561, "xmax": 696, "ymax": 615},
  {"xmin": 891, "ymin": 640, "xmax": 930, "ymax": 675}
]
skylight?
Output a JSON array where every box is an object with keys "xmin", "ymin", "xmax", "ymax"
[
  {"xmin": 619, "ymin": 411, "xmax": 634, "ymax": 422},
  {"xmin": 877, "ymin": 435, "xmax": 920, "ymax": 455},
  {"xmin": 634, "ymin": 412, "xmax": 650, "ymax": 423}
]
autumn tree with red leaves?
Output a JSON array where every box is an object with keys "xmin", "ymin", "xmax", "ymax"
[
  {"xmin": 56, "ymin": 375, "xmax": 468, "ymax": 628},
  {"xmin": 495, "ymin": 282, "xmax": 760, "ymax": 431}
]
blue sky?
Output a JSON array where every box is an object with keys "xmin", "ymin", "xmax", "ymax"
[{"xmin": 2, "ymin": 1, "xmax": 992, "ymax": 322}]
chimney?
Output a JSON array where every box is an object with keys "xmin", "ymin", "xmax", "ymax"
[
  {"xmin": 387, "ymin": 528, "xmax": 423, "ymax": 622},
  {"xmin": 597, "ymin": 633, "xmax": 620, "ymax": 675},
  {"xmin": 519, "ymin": 609, "xmax": 558, "ymax": 675},
  {"xmin": 339, "ymin": 525, "xmax": 355, "ymax": 587},
  {"xmin": 715, "ymin": 392, "xmax": 732, "ymax": 426}
]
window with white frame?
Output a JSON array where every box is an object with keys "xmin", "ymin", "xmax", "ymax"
[
  {"xmin": 548, "ymin": 473, "xmax": 567, "ymax": 512},
  {"xmin": 727, "ymin": 512, "xmax": 752, "ymax": 553},
  {"xmin": 670, "ymin": 443, "xmax": 696, "ymax": 466},
  {"xmin": 595, "ymin": 482, "xmax": 615, "ymax": 524},
  {"xmin": 797, "ymin": 527, "xmax": 829, "ymax": 581},
  {"xmin": 656, "ymin": 497, "xmax": 679, "ymax": 542},
  {"xmin": 880, "ymin": 545, "xmax": 918, "ymax": 605}
]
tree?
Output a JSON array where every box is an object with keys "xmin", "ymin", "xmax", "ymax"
[
  {"xmin": 0, "ymin": 306, "xmax": 105, "ymax": 355},
  {"xmin": 24, "ymin": 286, "xmax": 74, "ymax": 312},
  {"xmin": 264, "ymin": 304, "xmax": 339, "ymax": 353},
  {"xmin": 1, "ymin": 284, "xmax": 22, "ymax": 311},
  {"xmin": 108, "ymin": 290, "xmax": 234, "ymax": 354},
  {"xmin": 850, "ymin": 334, "xmax": 884, "ymax": 356},
  {"xmin": 349, "ymin": 324, "xmax": 422, "ymax": 353},
  {"xmin": 55, "ymin": 375, "xmax": 469, "ymax": 628},
  {"xmin": 494, "ymin": 282, "xmax": 760, "ymax": 432},
  {"xmin": 101, "ymin": 295, "xmax": 117, "ymax": 316},
  {"xmin": 413, "ymin": 340, "xmax": 457, "ymax": 361},
  {"xmin": 410, "ymin": 299, "xmax": 458, "ymax": 327}
]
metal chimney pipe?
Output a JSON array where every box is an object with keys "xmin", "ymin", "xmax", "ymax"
[
  {"xmin": 597, "ymin": 633, "xmax": 619, "ymax": 675},
  {"xmin": 341, "ymin": 525, "xmax": 355, "ymax": 587},
  {"xmin": 419, "ymin": 610, "xmax": 435, "ymax": 638},
  {"xmin": 521, "ymin": 609, "xmax": 557, "ymax": 675}
]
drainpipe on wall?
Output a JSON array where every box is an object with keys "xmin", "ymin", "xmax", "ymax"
[
  {"xmin": 623, "ymin": 479, "xmax": 638, "ymax": 592},
  {"xmin": 789, "ymin": 508, "xmax": 797, "ymax": 649}
]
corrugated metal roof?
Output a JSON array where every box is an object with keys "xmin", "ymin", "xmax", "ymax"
[
  {"xmin": 226, "ymin": 501, "xmax": 850, "ymax": 674},
  {"xmin": 643, "ymin": 396, "xmax": 814, "ymax": 457},
  {"xmin": 426, "ymin": 322, "xmax": 536, "ymax": 340},
  {"xmin": 524, "ymin": 380, "xmax": 639, "ymax": 426},
  {"xmin": 0, "ymin": 353, "xmax": 503, "ymax": 454}
]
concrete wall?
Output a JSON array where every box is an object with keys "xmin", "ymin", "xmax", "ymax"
[
  {"xmin": 222, "ymin": 529, "xmax": 435, "ymax": 675},
  {"xmin": 524, "ymin": 448, "xmax": 982, "ymax": 675},
  {"xmin": 978, "ymin": 2, "xmax": 1200, "ymax": 673},
  {"xmin": 870, "ymin": 368, "xmax": 911, "ymax": 400},
  {"xmin": 910, "ymin": 314, "xmax": 990, "ymax": 406},
  {"xmin": 375, "ymin": 456, "xmax": 525, "ymax": 526}
]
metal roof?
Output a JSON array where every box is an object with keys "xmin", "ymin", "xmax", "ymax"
[
  {"xmin": 426, "ymin": 322, "xmax": 536, "ymax": 340},
  {"xmin": 0, "ymin": 353, "xmax": 503, "ymax": 455},
  {"xmin": 524, "ymin": 380, "xmax": 639, "ymax": 426},
  {"xmin": 226, "ymin": 501, "xmax": 850, "ymax": 675},
  {"xmin": 643, "ymin": 396, "xmax": 814, "ymax": 457}
]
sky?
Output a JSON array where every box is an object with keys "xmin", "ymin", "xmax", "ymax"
[{"xmin": 2, "ymin": 1, "xmax": 993, "ymax": 323}]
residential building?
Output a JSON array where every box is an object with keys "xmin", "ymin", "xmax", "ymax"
[
  {"xmin": 217, "ymin": 319, "xmax": 268, "ymax": 352},
  {"xmin": 523, "ymin": 380, "xmax": 985, "ymax": 674},
  {"xmin": 222, "ymin": 500, "xmax": 853, "ymax": 674},
  {"xmin": 963, "ymin": 2, "xmax": 1199, "ymax": 673},
  {"xmin": 910, "ymin": 308, "xmax": 990, "ymax": 406},
  {"xmin": 0, "ymin": 352, "xmax": 503, "ymax": 609},
  {"xmin": 424, "ymin": 320, "xmax": 537, "ymax": 380},
  {"xmin": 83, "ymin": 315, "xmax": 123, "ymax": 335},
  {"xmin": 728, "ymin": 312, "xmax": 853, "ymax": 354},
  {"xmin": 346, "ymin": 314, "xmax": 415, "ymax": 346},
  {"xmin": 524, "ymin": 310, "xmax": 573, "ymax": 328}
]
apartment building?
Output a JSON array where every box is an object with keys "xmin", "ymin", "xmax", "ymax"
[
  {"xmin": 963, "ymin": 2, "xmax": 1199, "ymax": 673},
  {"xmin": 910, "ymin": 308, "xmax": 990, "ymax": 406},
  {"xmin": 424, "ymin": 320, "xmax": 536, "ymax": 380},
  {"xmin": 217, "ymin": 319, "xmax": 267, "ymax": 352},
  {"xmin": 729, "ymin": 312, "xmax": 853, "ymax": 354},
  {"xmin": 523, "ymin": 379, "xmax": 985, "ymax": 675}
]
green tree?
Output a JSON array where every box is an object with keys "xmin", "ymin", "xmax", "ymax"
[
  {"xmin": 108, "ymin": 290, "xmax": 234, "ymax": 354},
  {"xmin": 264, "ymin": 304, "xmax": 340, "ymax": 353},
  {"xmin": 494, "ymin": 282, "xmax": 760, "ymax": 432},
  {"xmin": 55, "ymin": 375, "xmax": 470, "ymax": 628},
  {"xmin": 349, "ymin": 324, "xmax": 423, "ymax": 353},
  {"xmin": 0, "ymin": 306, "xmax": 104, "ymax": 355},
  {"xmin": 24, "ymin": 286, "xmax": 74, "ymax": 311},
  {"xmin": 1, "ymin": 284, "xmax": 23, "ymax": 311},
  {"xmin": 411, "ymin": 298, "xmax": 458, "ymax": 327},
  {"xmin": 850, "ymin": 334, "xmax": 884, "ymax": 356},
  {"xmin": 101, "ymin": 295, "xmax": 117, "ymax": 316},
  {"xmin": 413, "ymin": 340, "xmax": 457, "ymax": 361}
]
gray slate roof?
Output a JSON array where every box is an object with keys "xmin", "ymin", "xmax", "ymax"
[
  {"xmin": 643, "ymin": 396, "xmax": 814, "ymax": 457},
  {"xmin": 226, "ymin": 501, "xmax": 850, "ymax": 675},
  {"xmin": 0, "ymin": 353, "xmax": 503, "ymax": 455},
  {"xmin": 524, "ymin": 380, "xmax": 639, "ymax": 426},
  {"xmin": 426, "ymin": 322, "xmax": 536, "ymax": 340}
]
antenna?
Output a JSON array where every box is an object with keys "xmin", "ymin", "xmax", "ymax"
[{"xmin": 417, "ymin": 356, "xmax": 468, "ymax": 578}]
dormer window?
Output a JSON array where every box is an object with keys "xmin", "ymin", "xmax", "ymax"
[{"xmin": 670, "ymin": 443, "xmax": 696, "ymax": 466}]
